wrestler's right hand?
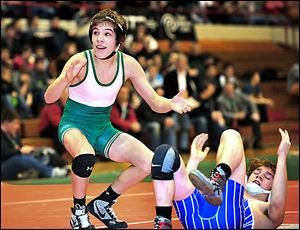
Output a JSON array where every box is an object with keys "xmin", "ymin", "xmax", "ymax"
[
  {"xmin": 190, "ymin": 133, "xmax": 210, "ymax": 162},
  {"xmin": 63, "ymin": 58, "xmax": 87, "ymax": 83}
]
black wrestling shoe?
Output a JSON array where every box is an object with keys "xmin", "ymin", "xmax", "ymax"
[
  {"xmin": 189, "ymin": 169, "xmax": 226, "ymax": 206},
  {"xmin": 70, "ymin": 204, "xmax": 95, "ymax": 229},
  {"xmin": 87, "ymin": 198, "xmax": 128, "ymax": 228}
]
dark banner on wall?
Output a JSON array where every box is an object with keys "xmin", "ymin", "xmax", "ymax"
[{"xmin": 123, "ymin": 11, "xmax": 195, "ymax": 40}]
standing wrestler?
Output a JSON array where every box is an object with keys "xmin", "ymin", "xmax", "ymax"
[
  {"xmin": 151, "ymin": 128, "xmax": 291, "ymax": 229},
  {"xmin": 44, "ymin": 9, "xmax": 192, "ymax": 229}
]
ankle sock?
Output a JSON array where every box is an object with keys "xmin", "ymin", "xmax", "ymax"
[
  {"xmin": 73, "ymin": 196, "xmax": 86, "ymax": 207},
  {"xmin": 214, "ymin": 163, "xmax": 231, "ymax": 180},
  {"xmin": 97, "ymin": 185, "xmax": 120, "ymax": 202},
  {"xmin": 156, "ymin": 206, "xmax": 172, "ymax": 220}
]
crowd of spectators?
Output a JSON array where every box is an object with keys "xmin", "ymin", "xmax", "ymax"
[
  {"xmin": 1, "ymin": 1, "xmax": 298, "ymax": 26},
  {"xmin": 1, "ymin": 1, "xmax": 298, "ymax": 180}
]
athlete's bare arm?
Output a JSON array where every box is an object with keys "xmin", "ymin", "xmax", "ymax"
[
  {"xmin": 186, "ymin": 133, "xmax": 210, "ymax": 173},
  {"xmin": 267, "ymin": 129, "xmax": 291, "ymax": 226},
  {"xmin": 44, "ymin": 52, "xmax": 87, "ymax": 104},
  {"xmin": 124, "ymin": 54, "xmax": 192, "ymax": 114}
]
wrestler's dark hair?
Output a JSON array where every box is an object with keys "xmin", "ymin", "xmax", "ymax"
[
  {"xmin": 247, "ymin": 158, "xmax": 276, "ymax": 178},
  {"xmin": 89, "ymin": 9, "xmax": 127, "ymax": 46}
]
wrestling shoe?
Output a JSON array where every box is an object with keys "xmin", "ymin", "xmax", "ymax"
[
  {"xmin": 189, "ymin": 168, "xmax": 226, "ymax": 206},
  {"xmin": 86, "ymin": 198, "xmax": 128, "ymax": 228},
  {"xmin": 70, "ymin": 204, "xmax": 95, "ymax": 229},
  {"xmin": 154, "ymin": 216, "xmax": 172, "ymax": 229}
]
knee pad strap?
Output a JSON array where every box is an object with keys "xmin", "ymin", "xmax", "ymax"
[
  {"xmin": 151, "ymin": 144, "xmax": 180, "ymax": 180},
  {"xmin": 72, "ymin": 154, "xmax": 96, "ymax": 178}
]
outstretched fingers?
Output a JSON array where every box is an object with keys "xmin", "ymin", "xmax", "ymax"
[
  {"xmin": 195, "ymin": 133, "xmax": 209, "ymax": 148},
  {"xmin": 279, "ymin": 128, "xmax": 291, "ymax": 143},
  {"xmin": 278, "ymin": 128, "xmax": 291, "ymax": 156}
]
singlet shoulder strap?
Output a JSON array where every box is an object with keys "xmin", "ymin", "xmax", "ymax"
[
  {"xmin": 118, "ymin": 51, "xmax": 125, "ymax": 84},
  {"xmin": 70, "ymin": 50, "xmax": 89, "ymax": 87}
]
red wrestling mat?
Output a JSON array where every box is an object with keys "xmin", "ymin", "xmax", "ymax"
[{"xmin": 1, "ymin": 181, "xmax": 298, "ymax": 229}]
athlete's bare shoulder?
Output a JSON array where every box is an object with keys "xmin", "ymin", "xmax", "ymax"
[
  {"xmin": 67, "ymin": 51, "xmax": 87, "ymax": 63},
  {"xmin": 121, "ymin": 52, "xmax": 138, "ymax": 65},
  {"xmin": 121, "ymin": 52, "xmax": 144, "ymax": 79}
]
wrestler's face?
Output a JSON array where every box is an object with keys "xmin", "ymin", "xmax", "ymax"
[
  {"xmin": 248, "ymin": 166, "xmax": 274, "ymax": 191},
  {"xmin": 91, "ymin": 22, "xmax": 117, "ymax": 58}
]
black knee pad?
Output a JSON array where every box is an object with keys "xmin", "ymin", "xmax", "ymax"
[
  {"xmin": 151, "ymin": 144, "xmax": 181, "ymax": 180},
  {"xmin": 72, "ymin": 154, "xmax": 96, "ymax": 178}
]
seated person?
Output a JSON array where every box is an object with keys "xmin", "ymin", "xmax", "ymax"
[
  {"xmin": 110, "ymin": 84, "xmax": 142, "ymax": 139},
  {"xmin": 136, "ymin": 86, "xmax": 177, "ymax": 151},
  {"xmin": 241, "ymin": 70, "xmax": 274, "ymax": 122},
  {"xmin": 286, "ymin": 62, "xmax": 299, "ymax": 97},
  {"xmin": 39, "ymin": 94, "xmax": 67, "ymax": 156},
  {"xmin": 1, "ymin": 109, "xmax": 69, "ymax": 180},
  {"xmin": 217, "ymin": 81, "xmax": 263, "ymax": 149}
]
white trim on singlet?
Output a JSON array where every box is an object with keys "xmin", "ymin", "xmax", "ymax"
[{"xmin": 69, "ymin": 50, "xmax": 124, "ymax": 107}]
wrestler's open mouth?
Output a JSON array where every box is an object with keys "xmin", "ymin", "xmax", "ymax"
[
  {"xmin": 253, "ymin": 180, "xmax": 260, "ymax": 186},
  {"xmin": 96, "ymin": 45, "xmax": 106, "ymax": 50}
]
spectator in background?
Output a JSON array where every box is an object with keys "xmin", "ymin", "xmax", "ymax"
[
  {"xmin": 163, "ymin": 53, "xmax": 193, "ymax": 153},
  {"xmin": 12, "ymin": 18, "xmax": 28, "ymax": 42},
  {"xmin": 241, "ymin": 70, "xmax": 274, "ymax": 122},
  {"xmin": 34, "ymin": 45, "xmax": 50, "ymax": 75},
  {"xmin": 124, "ymin": 21, "xmax": 159, "ymax": 59},
  {"xmin": 72, "ymin": 6, "xmax": 93, "ymax": 51},
  {"xmin": 31, "ymin": 57, "xmax": 51, "ymax": 116},
  {"xmin": 1, "ymin": 67, "xmax": 32, "ymax": 119},
  {"xmin": 1, "ymin": 47, "xmax": 13, "ymax": 69},
  {"xmin": 188, "ymin": 43, "xmax": 206, "ymax": 78},
  {"xmin": 1, "ymin": 109, "xmax": 69, "ymax": 180},
  {"xmin": 152, "ymin": 53, "xmax": 164, "ymax": 74},
  {"xmin": 162, "ymin": 51, "xmax": 179, "ymax": 76},
  {"xmin": 25, "ymin": 15, "xmax": 42, "ymax": 46},
  {"xmin": 48, "ymin": 16, "xmax": 73, "ymax": 58},
  {"xmin": 56, "ymin": 41, "xmax": 79, "ymax": 75},
  {"xmin": 286, "ymin": 62, "xmax": 299, "ymax": 97},
  {"xmin": 145, "ymin": 63, "xmax": 164, "ymax": 89},
  {"xmin": 39, "ymin": 93, "xmax": 67, "ymax": 157},
  {"xmin": 217, "ymin": 81, "xmax": 263, "ymax": 149},
  {"xmin": 218, "ymin": 62, "xmax": 240, "ymax": 89},
  {"xmin": 136, "ymin": 55, "xmax": 149, "ymax": 71},
  {"xmin": 111, "ymin": 84, "xmax": 143, "ymax": 140},
  {"xmin": 1, "ymin": 22, "xmax": 22, "ymax": 56},
  {"xmin": 136, "ymin": 86, "xmax": 177, "ymax": 151},
  {"xmin": 190, "ymin": 63, "xmax": 227, "ymax": 151},
  {"xmin": 13, "ymin": 45, "xmax": 35, "ymax": 71},
  {"xmin": 17, "ymin": 69, "xmax": 34, "ymax": 118}
]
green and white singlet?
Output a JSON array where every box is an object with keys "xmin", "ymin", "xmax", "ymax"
[{"xmin": 58, "ymin": 50, "xmax": 125, "ymax": 158}]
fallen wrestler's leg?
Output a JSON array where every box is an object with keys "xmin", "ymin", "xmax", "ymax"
[{"xmin": 189, "ymin": 129, "xmax": 246, "ymax": 205}]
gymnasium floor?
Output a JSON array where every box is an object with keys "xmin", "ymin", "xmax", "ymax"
[
  {"xmin": 1, "ymin": 181, "xmax": 299, "ymax": 229},
  {"xmin": 1, "ymin": 145, "xmax": 299, "ymax": 229}
]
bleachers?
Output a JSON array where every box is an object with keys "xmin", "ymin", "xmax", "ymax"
[
  {"xmin": 21, "ymin": 118, "xmax": 54, "ymax": 148},
  {"xmin": 157, "ymin": 39, "xmax": 298, "ymax": 147},
  {"xmin": 157, "ymin": 39, "xmax": 298, "ymax": 78},
  {"xmin": 238, "ymin": 81, "xmax": 299, "ymax": 146}
]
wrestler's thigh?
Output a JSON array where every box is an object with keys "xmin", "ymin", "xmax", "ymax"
[
  {"xmin": 108, "ymin": 133, "xmax": 153, "ymax": 166},
  {"xmin": 63, "ymin": 128, "xmax": 95, "ymax": 158},
  {"xmin": 173, "ymin": 158, "xmax": 195, "ymax": 200},
  {"xmin": 230, "ymin": 152, "xmax": 247, "ymax": 185}
]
